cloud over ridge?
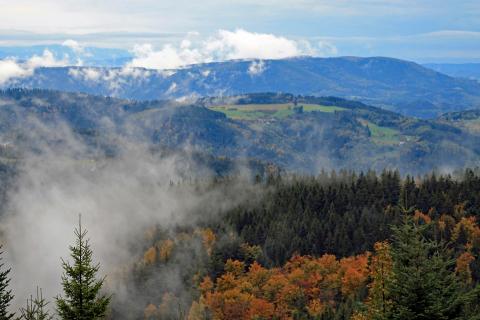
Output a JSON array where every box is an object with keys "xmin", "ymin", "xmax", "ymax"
[
  {"xmin": 127, "ymin": 29, "xmax": 335, "ymax": 70},
  {"xmin": 0, "ymin": 49, "xmax": 69, "ymax": 84}
]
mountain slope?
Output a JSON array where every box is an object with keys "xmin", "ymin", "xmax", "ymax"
[
  {"xmin": 1, "ymin": 89, "xmax": 480, "ymax": 174},
  {"xmin": 438, "ymin": 108, "xmax": 480, "ymax": 134},
  {"xmin": 4, "ymin": 57, "xmax": 480, "ymax": 118}
]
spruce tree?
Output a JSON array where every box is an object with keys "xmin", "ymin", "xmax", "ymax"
[
  {"xmin": 0, "ymin": 246, "xmax": 14, "ymax": 320},
  {"xmin": 56, "ymin": 217, "xmax": 110, "ymax": 320},
  {"xmin": 19, "ymin": 287, "xmax": 53, "ymax": 320},
  {"xmin": 388, "ymin": 218, "xmax": 469, "ymax": 319}
]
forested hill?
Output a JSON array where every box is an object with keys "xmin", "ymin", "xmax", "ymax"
[
  {"xmin": 1, "ymin": 89, "xmax": 480, "ymax": 174},
  {"xmin": 3, "ymin": 56, "xmax": 480, "ymax": 118},
  {"xmin": 107, "ymin": 169, "xmax": 480, "ymax": 319}
]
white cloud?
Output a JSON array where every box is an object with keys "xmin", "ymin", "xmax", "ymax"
[
  {"xmin": 126, "ymin": 29, "xmax": 330, "ymax": 70},
  {"xmin": 68, "ymin": 66, "xmax": 159, "ymax": 84},
  {"xmin": 204, "ymin": 29, "xmax": 306, "ymax": 60},
  {"xmin": 26, "ymin": 49, "xmax": 68, "ymax": 69},
  {"xmin": 0, "ymin": 50, "xmax": 69, "ymax": 85},
  {"xmin": 248, "ymin": 60, "xmax": 266, "ymax": 76},
  {"xmin": 127, "ymin": 43, "xmax": 202, "ymax": 69},
  {"xmin": 68, "ymin": 67, "xmax": 101, "ymax": 81},
  {"xmin": 62, "ymin": 39, "xmax": 84, "ymax": 54},
  {"xmin": 67, "ymin": 66, "xmax": 166, "ymax": 95},
  {"xmin": 117, "ymin": 66, "xmax": 154, "ymax": 78},
  {"xmin": 0, "ymin": 59, "xmax": 31, "ymax": 84}
]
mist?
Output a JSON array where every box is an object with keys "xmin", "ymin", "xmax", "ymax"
[{"xmin": 0, "ymin": 118, "xmax": 259, "ymax": 315}]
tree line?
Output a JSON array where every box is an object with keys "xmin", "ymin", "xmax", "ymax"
[{"xmin": 223, "ymin": 169, "xmax": 480, "ymax": 267}]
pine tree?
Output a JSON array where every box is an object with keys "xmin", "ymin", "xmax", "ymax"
[
  {"xmin": 0, "ymin": 246, "xmax": 14, "ymax": 320},
  {"xmin": 19, "ymin": 287, "xmax": 53, "ymax": 320},
  {"xmin": 388, "ymin": 218, "xmax": 469, "ymax": 320},
  {"xmin": 56, "ymin": 217, "xmax": 110, "ymax": 320}
]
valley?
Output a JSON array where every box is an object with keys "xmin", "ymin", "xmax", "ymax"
[{"xmin": 0, "ymin": 6, "xmax": 479, "ymax": 317}]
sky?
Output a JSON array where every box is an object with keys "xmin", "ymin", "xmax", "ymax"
[{"xmin": 0, "ymin": 0, "xmax": 479, "ymax": 68}]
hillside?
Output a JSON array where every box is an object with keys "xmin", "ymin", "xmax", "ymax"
[
  {"xmin": 438, "ymin": 108, "xmax": 480, "ymax": 134},
  {"xmin": 3, "ymin": 57, "xmax": 480, "ymax": 118},
  {"xmin": 1, "ymin": 89, "xmax": 480, "ymax": 174}
]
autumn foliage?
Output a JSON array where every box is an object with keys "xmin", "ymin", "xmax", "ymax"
[{"xmin": 197, "ymin": 254, "xmax": 369, "ymax": 319}]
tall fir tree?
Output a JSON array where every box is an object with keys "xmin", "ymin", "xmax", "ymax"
[
  {"xmin": 0, "ymin": 246, "xmax": 14, "ymax": 320},
  {"xmin": 56, "ymin": 217, "xmax": 110, "ymax": 320},
  {"xmin": 388, "ymin": 218, "xmax": 471, "ymax": 320}
]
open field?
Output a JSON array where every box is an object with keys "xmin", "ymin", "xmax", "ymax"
[
  {"xmin": 359, "ymin": 119, "xmax": 401, "ymax": 145},
  {"xmin": 209, "ymin": 103, "xmax": 346, "ymax": 120}
]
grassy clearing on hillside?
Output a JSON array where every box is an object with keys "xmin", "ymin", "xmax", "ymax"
[
  {"xmin": 360, "ymin": 120, "xmax": 401, "ymax": 145},
  {"xmin": 302, "ymin": 104, "xmax": 346, "ymax": 113},
  {"xmin": 209, "ymin": 104, "xmax": 346, "ymax": 120}
]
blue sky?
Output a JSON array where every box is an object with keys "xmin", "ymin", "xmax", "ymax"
[{"xmin": 0, "ymin": 0, "xmax": 479, "ymax": 64}]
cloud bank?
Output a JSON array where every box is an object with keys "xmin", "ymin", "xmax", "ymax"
[
  {"xmin": 127, "ymin": 29, "xmax": 334, "ymax": 69},
  {"xmin": 0, "ymin": 29, "xmax": 336, "ymax": 85},
  {"xmin": 0, "ymin": 49, "xmax": 69, "ymax": 85}
]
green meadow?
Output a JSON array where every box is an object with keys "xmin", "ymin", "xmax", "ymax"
[
  {"xmin": 209, "ymin": 103, "xmax": 346, "ymax": 120},
  {"xmin": 361, "ymin": 120, "xmax": 401, "ymax": 145}
]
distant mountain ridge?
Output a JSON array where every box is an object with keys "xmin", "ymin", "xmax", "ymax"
[
  {"xmin": 424, "ymin": 63, "xmax": 480, "ymax": 81},
  {"xmin": 3, "ymin": 56, "xmax": 480, "ymax": 118}
]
